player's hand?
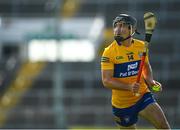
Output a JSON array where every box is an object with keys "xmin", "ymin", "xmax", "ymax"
[
  {"xmin": 131, "ymin": 82, "xmax": 140, "ymax": 93},
  {"xmin": 150, "ymin": 80, "xmax": 162, "ymax": 93}
]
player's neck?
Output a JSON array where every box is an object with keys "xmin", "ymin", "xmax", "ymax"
[{"xmin": 121, "ymin": 38, "xmax": 133, "ymax": 47}]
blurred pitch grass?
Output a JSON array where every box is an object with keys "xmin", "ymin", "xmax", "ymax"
[
  {"xmin": 69, "ymin": 126, "xmax": 118, "ymax": 130},
  {"xmin": 69, "ymin": 127, "xmax": 161, "ymax": 130}
]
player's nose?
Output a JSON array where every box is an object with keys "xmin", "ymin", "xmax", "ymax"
[{"xmin": 115, "ymin": 28, "xmax": 123, "ymax": 35}]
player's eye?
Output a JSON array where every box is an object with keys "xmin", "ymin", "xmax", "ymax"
[
  {"xmin": 123, "ymin": 23, "xmax": 130, "ymax": 27},
  {"xmin": 114, "ymin": 23, "xmax": 117, "ymax": 27}
]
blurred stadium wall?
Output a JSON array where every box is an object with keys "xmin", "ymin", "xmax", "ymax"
[{"xmin": 0, "ymin": 0, "xmax": 179, "ymax": 129}]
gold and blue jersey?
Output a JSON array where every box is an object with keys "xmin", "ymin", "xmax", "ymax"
[{"xmin": 101, "ymin": 39, "xmax": 150, "ymax": 108}]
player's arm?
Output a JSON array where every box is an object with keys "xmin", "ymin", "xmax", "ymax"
[
  {"xmin": 101, "ymin": 48, "xmax": 139, "ymax": 92},
  {"xmin": 143, "ymin": 61, "xmax": 162, "ymax": 91},
  {"xmin": 102, "ymin": 69, "xmax": 139, "ymax": 91},
  {"xmin": 142, "ymin": 61, "xmax": 154, "ymax": 85}
]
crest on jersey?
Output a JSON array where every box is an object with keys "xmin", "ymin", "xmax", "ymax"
[{"xmin": 126, "ymin": 52, "xmax": 134, "ymax": 61}]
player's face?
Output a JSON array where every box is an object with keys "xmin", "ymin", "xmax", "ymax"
[{"xmin": 113, "ymin": 21, "xmax": 130, "ymax": 38}]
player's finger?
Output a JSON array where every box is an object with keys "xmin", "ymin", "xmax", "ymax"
[
  {"xmin": 133, "ymin": 83, "xmax": 140, "ymax": 93},
  {"xmin": 155, "ymin": 81, "xmax": 161, "ymax": 87},
  {"xmin": 155, "ymin": 81, "xmax": 162, "ymax": 91}
]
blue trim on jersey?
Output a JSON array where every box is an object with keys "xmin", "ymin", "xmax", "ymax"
[
  {"xmin": 113, "ymin": 60, "xmax": 141, "ymax": 78},
  {"xmin": 112, "ymin": 92, "xmax": 156, "ymax": 127}
]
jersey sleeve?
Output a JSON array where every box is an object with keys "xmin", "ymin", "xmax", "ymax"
[{"xmin": 101, "ymin": 48, "xmax": 114, "ymax": 70}]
